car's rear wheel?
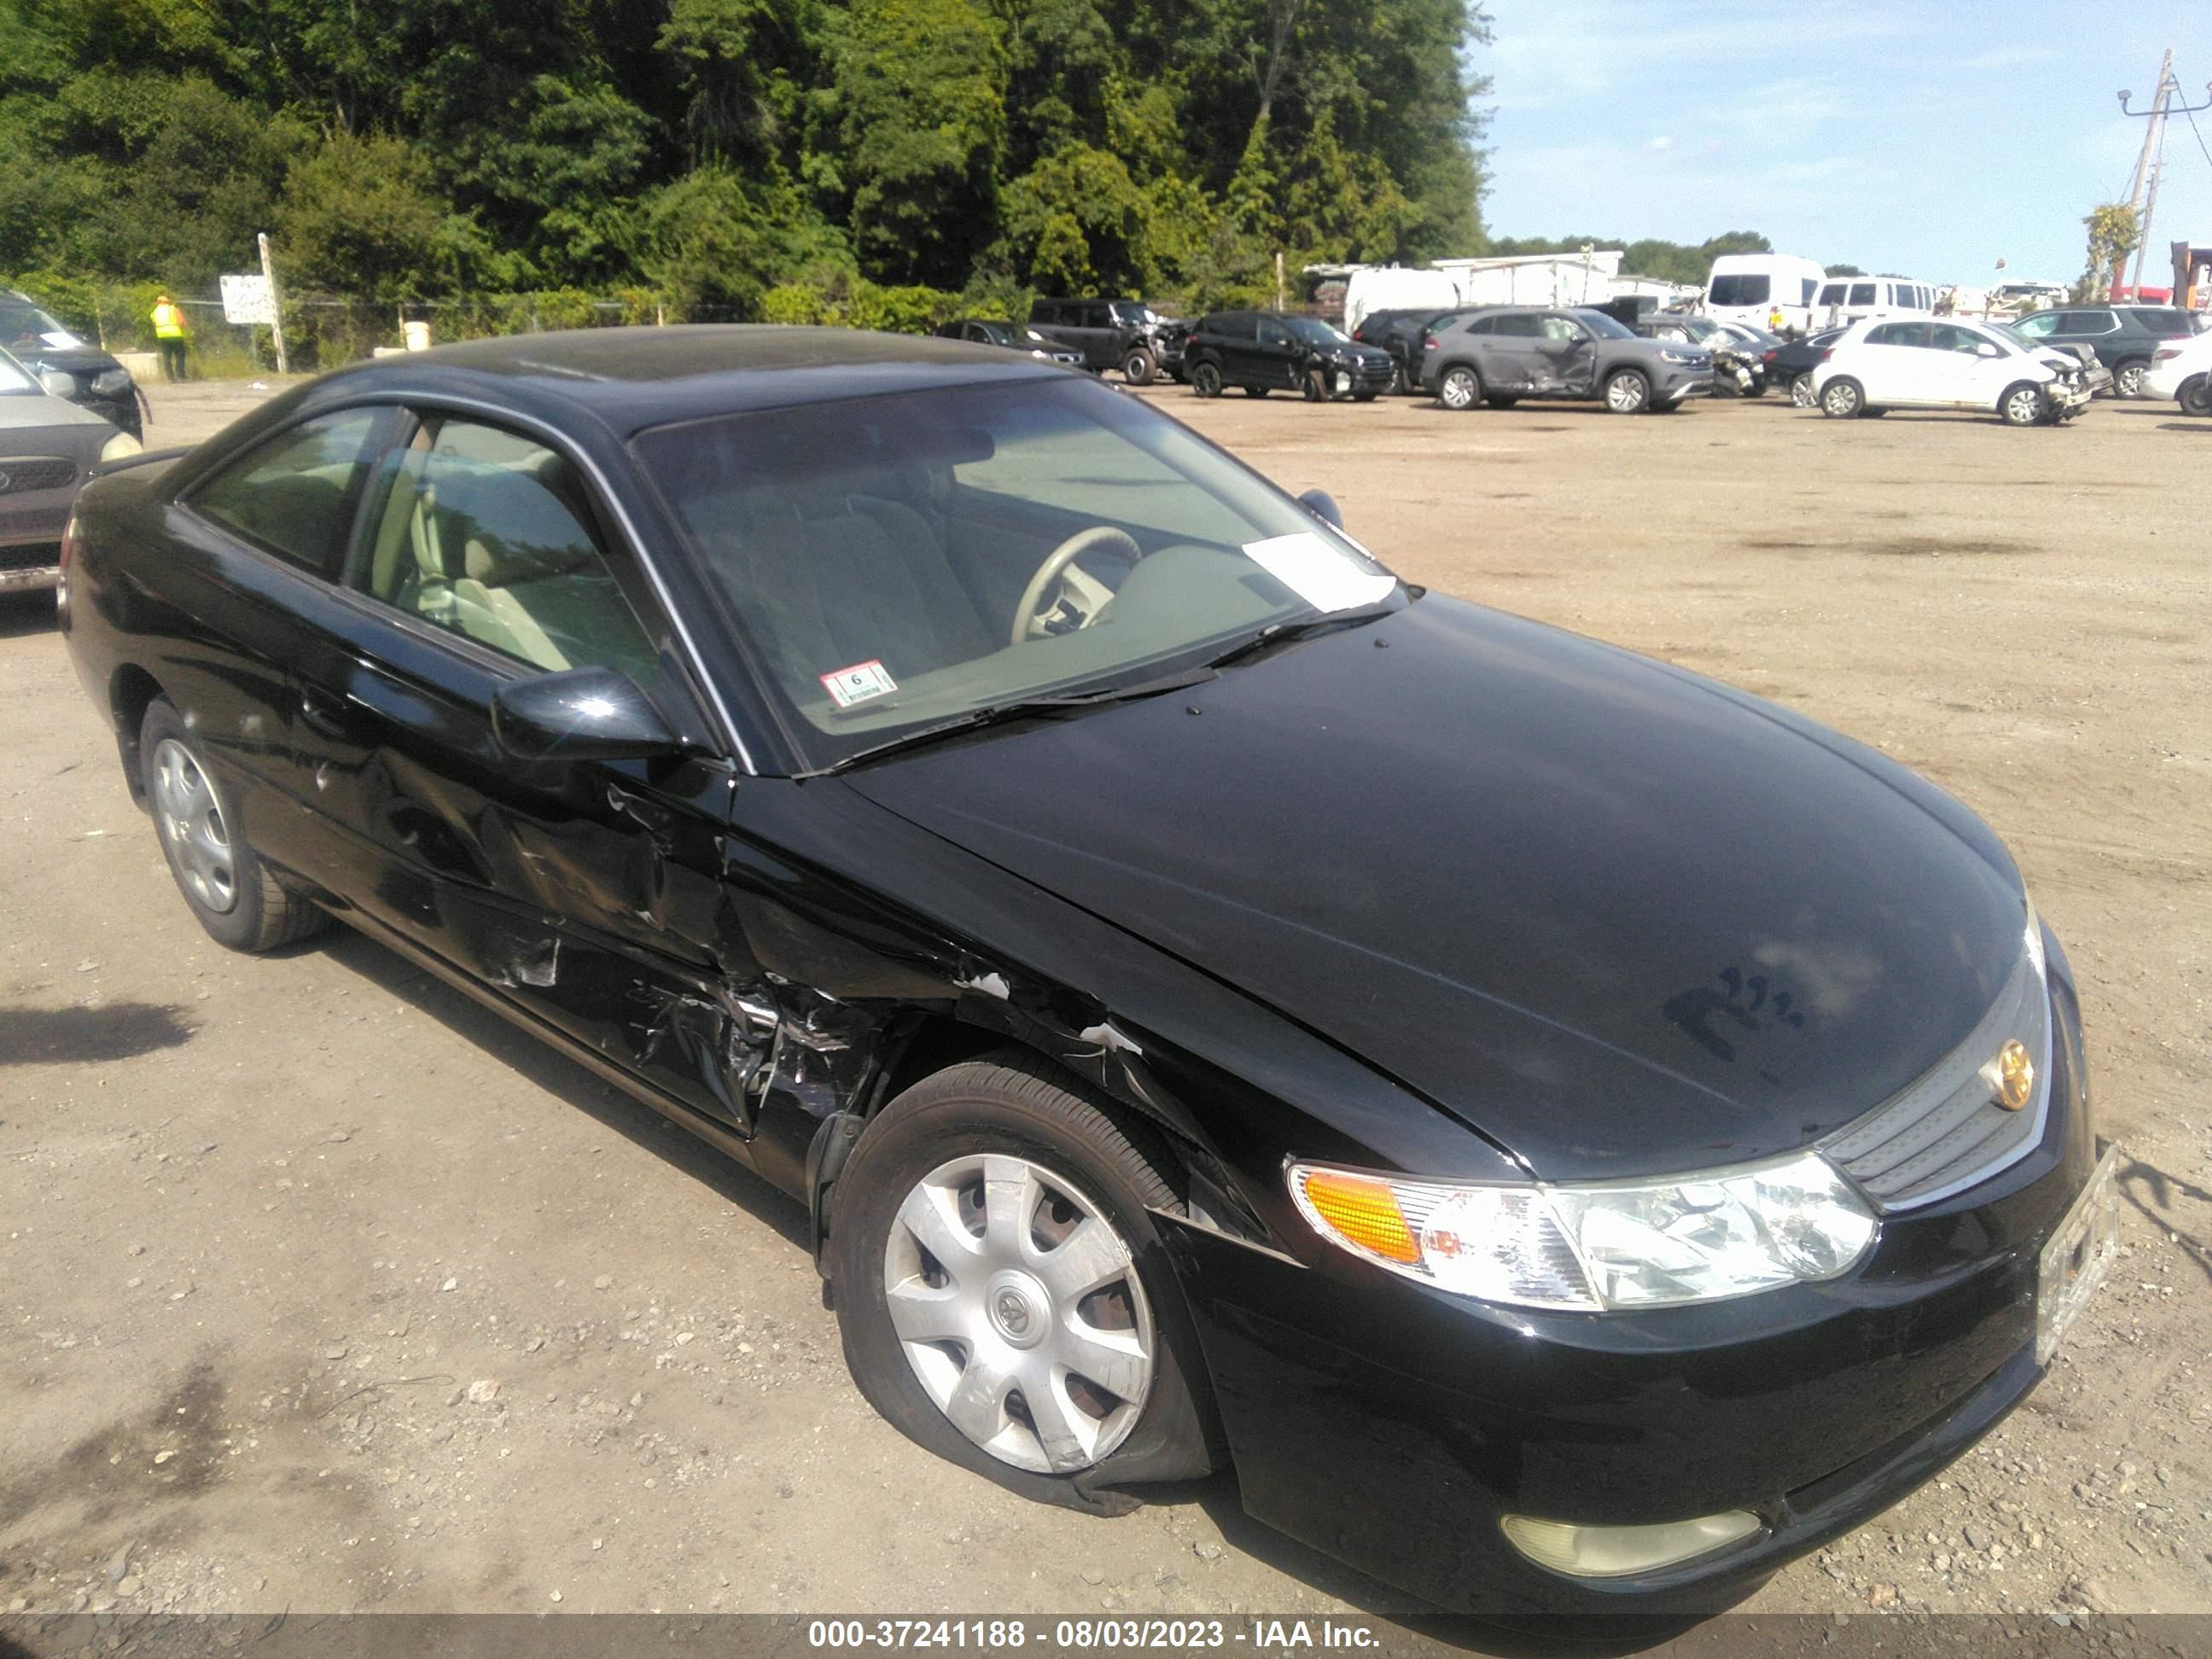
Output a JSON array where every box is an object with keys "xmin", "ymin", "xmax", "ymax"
[
  {"xmin": 2177, "ymin": 374, "xmax": 2212, "ymax": 417},
  {"xmin": 2000, "ymin": 381, "xmax": 2046, "ymax": 427},
  {"xmin": 1603, "ymin": 369, "xmax": 1650, "ymax": 414},
  {"xmin": 1190, "ymin": 362, "xmax": 1222, "ymax": 399},
  {"xmin": 1819, "ymin": 377, "xmax": 1864, "ymax": 418},
  {"xmin": 1388, "ymin": 360, "xmax": 1411, "ymax": 395},
  {"xmin": 1437, "ymin": 364, "xmax": 1481, "ymax": 410},
  {"xmin": 140, "ymin": 699, "xmax": 327, "ymax": 953},
  {"xmin": 1121, "ymin": 349, "xmax": 1156, "ymax": 387},
  {"xmin": 1790, "ymin": 372, "xmax": 1817, "ymax": 408},
  {"xmin": 830, "ymin": 1055, "xmax": 1218, "ymax": 1500},
  {"xmin": 2112, "ymin": 359, "xmax": 2148, "ymax": 399}
]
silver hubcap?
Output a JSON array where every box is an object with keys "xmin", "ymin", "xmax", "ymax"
[
  {"xmin": 2118, "ymin": 365, "xmax": 2143, "ymax": 396},
  {"xmin": 1791, "ymin": 375, "xmax": 1815, "ymax": 407},
  {"xmin": 2007, "ymin": 389, "xmax": 2040, "ymax": 423},
  {"xmin": 1825, "ymin": 385, "xmax": 1857, "ymax": 416},
  {"xmin": 152, "ymin": 737, "xmax": 237, "ymax": 913},
  {"xmin": 1442, "ymin": 370, "xmax": 1475, "ymax": 409},
  {"xmin": 1607, "ymin": 374, "xmax": 1644, "ymax": 411},
  {"xmin": 883, "ymin": 1153, "xmax": 1155, "ymax": 1475}
]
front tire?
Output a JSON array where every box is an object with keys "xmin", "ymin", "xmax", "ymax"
[
  {"xmin": 1121, "ymin": 348, "xmax": 1156, "ymax": 387},
  {"xmin": 829, "ymin": 1056, "xmax": 1219, "ymax": 1502},
  {"xmin": 140, "ymin": 699, "xmax": 327, "ymax": 953},
  {"xmin": 2000, "ymin": 381, "xmax": 2046, "ymax": 427},
  {"xmin": 1302, "ymin": 367, "xmax": 1330, "ymax": 403},
  {"xmin": 2177, "ymin": 374, "xmax": 2212, "ymax": 417},
  {"xmin": 1437, "ymin": 364, "xmax": 1481, "ymax": 410},
  {"xmin": 1604, "ymin": 368, "xmax": 1651, "ymax": 414},
  {"xmin": 1190, "ymin": 361, "xmax": 1222, "ymax": 399},
  {"xmin": 1819, "ymin": 376, "xmax": 1865, "ymax": 418}
]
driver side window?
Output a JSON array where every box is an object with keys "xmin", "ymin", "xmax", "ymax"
[
  {"xmin": 1259, "ymin": 318, "xmax": 1292, "ymax": 347},
  {"xmin": 355, "ymin": 416, "xmax": 658, "ymax": 685}
]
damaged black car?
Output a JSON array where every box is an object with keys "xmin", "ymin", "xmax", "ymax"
[{"xmin": 60, "ymin": 328, "xmax": 2116, "ymax": 1618}]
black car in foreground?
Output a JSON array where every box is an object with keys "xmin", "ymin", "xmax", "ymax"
[
  {"xmin": 2, "ymin": 288, "xmax": 144, "ymax": 439},
  {"xmin": 1183, "ymin": 311, "xmax": 1394, "ymax": 400},
  {"xmin": 59, "ymin": 328, "xmax": 2117, "ymax": 1618},
  {"xmin": 1423, "ymin": 306, "xmax": 1714, "ymax": 412}
]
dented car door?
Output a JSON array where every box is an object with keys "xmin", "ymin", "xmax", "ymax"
[{"xmin": 288, "ymin": 408, "xmax": 777, "ymax": 1130}]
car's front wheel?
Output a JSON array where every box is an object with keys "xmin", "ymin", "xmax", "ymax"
[
  {"xmin": 1121, "ymin": 349, "xmax": 1156, "ymax": 387},
  {"xmin": 2000, "ymin": 381, "xmax": 2048, "ymax": 427},
  {"xmin": 1190, "ymin": 362, "xmax": 1222, "ymax": 399},
  {"xmin": 2177, "ymin": 374, "xmax": 2212, "ymax": 417},
  {"xmin": 1603, "ymin": 368, "xmax": 1650, "ymax": 413},
  {"xmin": 1819, "ymin": 376, "xmax": 1865, "ymax": 418},
  {"xmin": 830, "ymin": 1056, "xmax": 1219, "ymax": 1501},
  {"xmin": 1790, "ymin": 372, "xmax": 1817, "ymax": 408},
  {"xmin": 140, "ymin": 698, "xmax": 328, "ymax": 953}
]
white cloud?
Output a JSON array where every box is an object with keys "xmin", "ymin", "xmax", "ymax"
[{"xmin": 1646, "ymin": 135, "xmax": 1674, "ymax": 151}]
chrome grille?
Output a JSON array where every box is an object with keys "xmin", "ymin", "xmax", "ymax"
[
  {"xmin": 0, "ymin": 456, "xmax": 77, "ymax": 496},
  {"xmin": 1821, "ymin": 949, "xmax": 2051, "ymax": 1212}
]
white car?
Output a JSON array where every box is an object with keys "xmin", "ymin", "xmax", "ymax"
[
  {"xmin": 2143, "ymin": 329, "xmax": 2212, "ymax": 416},
  {"xmin": 1811, "ymin": 317, "xmax": 2093, "ymax": 426}
]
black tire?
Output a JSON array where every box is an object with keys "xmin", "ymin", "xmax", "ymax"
[
  {"xmin": 1602, "ymin": 368, "xmax": 1650, "ymax": 414},
  {"xmin": 1999, "ymin": 381, "xmax": 2046, "ymax": 428},
  {"xmin": 1790, "ymin": 372, "xmax": 1817, "ymax": 408},
  {"xmin": 828, "ymin": 1054, "xmax": 1221, "ymax": 1510},
  {"xmin": 1483, "ymin": 395, "xmax": 1519, "ymax": 409},
  {"xmin": 1437, "ymin": 363, "xmax": 1481, "ymax": 410},
  {"xmin": 140, "ymin": 698, "xmax": 327, "ymax": 953},
  {"xmin": 2177, "ymin": 375, "xmax": 2212, "ymax": 417},
  {"xmin": 1190, "ymin": 361, "xmax": 1221, "ymax": 399},
  {"xmin": 1388, "ymin": 359, "xmax": 1411, "ymax": 396},
  {"xmin": 1861, "ymin": 407, "xmax": 1889, "ymax": 417},
  {"xmin": 2111, "ymin": 358, "xmax": 2148, "ymax": 399},
  {"xmin": 1351, "ymin": 390, "xmax": 1377, "ymax": 403},
  {"xmin": 1819, "ymin": 376, "xmax": 1864, "ymax": 418},
  {"xmin": 1121, "ymin": 348, "xmax": 1157, "ymax": 387},
  {"xmin": 1302, "ymin": 367, "xmax": 1329, "ymax": 403},
  {"xmin": 1241, "ymin": 385, "xmax": 1270, "ymax": 399}
]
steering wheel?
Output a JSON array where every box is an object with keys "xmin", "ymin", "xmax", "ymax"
[{"xmin": 1011, "ymin": 526, "xmax": 1139, "ymax": 645}]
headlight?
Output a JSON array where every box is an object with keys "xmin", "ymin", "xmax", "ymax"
[
  {"xmin": 1659, "ymin": 349, "xmax": 1697, "ymax": 364},
  {"xmin": 100, "ymin": 431, "xmax": 143, "ymax": 463},
  {"xmin": 91, "ymin": 368, "xmax": 132, "ymax": 394},
  {"xmin": 1288, "ymin": 1150, "xmax": 1876, "ymax": 1312}
]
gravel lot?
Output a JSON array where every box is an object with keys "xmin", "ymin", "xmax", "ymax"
[{"xmin": 2, "ymin": 375, "xmax": 2207, "ymax": 1642}]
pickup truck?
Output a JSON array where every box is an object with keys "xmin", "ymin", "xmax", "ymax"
[{"xmin": 1027, "ymin": 298, "xmax": 1182, "ymax": 385}]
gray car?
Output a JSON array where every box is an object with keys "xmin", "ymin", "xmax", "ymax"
[
  {"xmin": 1, "ymin": 345, "xmax": 138, "ymax": 594},
  {"xmin": 1421, "ymin": 306, "xmax": 1713, "ymax": 414}
]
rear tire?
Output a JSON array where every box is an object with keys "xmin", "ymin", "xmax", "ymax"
[
  {"xmin": 829, "ymin": 1054, "xmax": 1220, "ymax": 1505},
  {"xmin": 1790, "ymin": 373, "xmax": 1816, "ymax": 408},
  {"xmin": 2177, "ymin": 375, "xmax": 2212, "ymax": 417},
  {"xmin": 1190, "ymin": 361, "xmax": 1222, "ymax": 399},
  {"xmin": 2112, "ymin": 359, "xmax": 2147, "ymax": 399},
  {"xmin": 140, "ymin": 698, "xmax": 328, "ymax": 953},
  {"xmin": 1437, "ymin": 364, "xmax": 1481, "ymax": 410},
  {"xmin": 1819, "ymin": 377, "xmax": 1864, "ymax": 418}
]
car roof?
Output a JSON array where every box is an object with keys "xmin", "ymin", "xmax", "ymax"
[{"xmin": 306, "ymin": 326, "xmax": 1057, "ymax": 438}]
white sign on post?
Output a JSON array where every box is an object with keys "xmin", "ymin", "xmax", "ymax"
[{"xmin": 219, "ymin": 274, "xmax": 275, "ymax": 327}]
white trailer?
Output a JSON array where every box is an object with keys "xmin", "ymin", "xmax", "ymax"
[{"xmin": 1342, "ymin": 267, "xmax": 1466, "ymax": 335}]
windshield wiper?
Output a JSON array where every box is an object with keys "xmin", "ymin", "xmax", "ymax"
[
  {"xmin": 1201, "ymin": 599, "xmax": 1402, "ymax": 672},
  {"xmin": 816, "ymin": 665, "xmax": 1217, "ymax": 775}
]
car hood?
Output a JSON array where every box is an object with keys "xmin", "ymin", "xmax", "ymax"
[
  {"xmin": 13, "ymin": 344, "xmax": 125, "ymax": 376},
  {"xmin": 849, "ymin": 597, "xmax": 2028, "ymax": 1181},
  {"xmin": 0, "ymin": 393, "xmax": 113, "ymax": 434}
]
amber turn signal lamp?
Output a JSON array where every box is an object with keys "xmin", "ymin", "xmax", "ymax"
[{"xmin": 1295, "ymin": 1168, "xmax": 1421, "ymax": 1265}]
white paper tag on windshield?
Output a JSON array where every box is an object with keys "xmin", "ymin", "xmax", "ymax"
[
  {"xmin": 820, "ymin": 660, "xmax": 897, "ymax": 707},
  {"xmin": 1242, "ymin": 532, "xmax": 1396, "ymax": 614}
]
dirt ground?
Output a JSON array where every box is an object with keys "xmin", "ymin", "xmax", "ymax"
[{"xmin": 1, "ymin": 375, "xmax": 2207, "ymax": 1646}]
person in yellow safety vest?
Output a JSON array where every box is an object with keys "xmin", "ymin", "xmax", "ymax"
[
  {"xmin": 1767, "ymin": 303, "xmax": 1786, "ymax": 335},
  {"xmin": 152, "ymin": 295, "xmax": 189, "ymax": 383}
]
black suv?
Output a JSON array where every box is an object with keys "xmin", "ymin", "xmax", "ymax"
[
  {"xmin": 1027, "ymin": 298, "xmax": 1178, "ymax": 385},
  {"xmin": 1183, "ymin": 311, "xmax": 1394, "ymax": 401},
  {"xmin": 1350, "ymin": 307, "xmax": 1469, "ymax": 394},
  {"xmin": 2006, "ymin": 306, "xmax": 2203, "ymax": 398},
  {"xmin": 1, "ymin": 290, "xmax": 143, "ymax": 439}
]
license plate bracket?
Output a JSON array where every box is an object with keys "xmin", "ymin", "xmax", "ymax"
[{"xmin": 2036, "ymin": 1145, "xmax": 2121, "ymax": 1365}]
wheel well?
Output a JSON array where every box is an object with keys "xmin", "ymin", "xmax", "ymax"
[{"xmin": 109, "ymin": 664, "xmax": 166, "ymax": 801}]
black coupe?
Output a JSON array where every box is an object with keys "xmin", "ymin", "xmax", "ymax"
[{"xmin": 58, "ymin": 328, "xmax": 2115, "ymax": 1617}]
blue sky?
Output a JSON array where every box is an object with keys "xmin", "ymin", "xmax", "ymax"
[{"xmin": 1477, "ymin": 0, "xmax": 2212, "ymax": 288}]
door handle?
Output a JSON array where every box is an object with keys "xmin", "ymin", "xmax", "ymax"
[{"xmin": 298, "ymin": 688, "xmax": 358, "ymax": 740}]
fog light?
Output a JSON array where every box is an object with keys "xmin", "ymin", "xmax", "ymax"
[{"xmin": 1500, "ymin": 1510, "xmax": 1761, "ymax": 1578}]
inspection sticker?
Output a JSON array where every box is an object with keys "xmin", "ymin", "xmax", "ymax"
[
  {"xmin": 820, "ymin": 660, "xmax": 898, "ymax": 707},
  {"xmin": 1242, "ymin": 531, "xmax": 1396, "ymax": 614}
]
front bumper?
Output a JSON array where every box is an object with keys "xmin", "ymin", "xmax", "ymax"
[
  {"xmin": 1659, "ymin": 370, "xmax": 1714, "ymax": 405},
  {"xmin": 2046, "ymin": 381, "xmax": 2094, "ymax": 414},
  {"xmin": 1163, "ymin": 974, "xmax": 2098, "ymax": 1615}
]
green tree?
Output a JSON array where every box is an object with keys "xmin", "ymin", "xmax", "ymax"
[{"xmin": 2079, "ymin": 202, "xmax": 2139, "ymax": 301}]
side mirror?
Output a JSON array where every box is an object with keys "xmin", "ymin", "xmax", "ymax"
[
  {"xmin": 1297, "ymin": 488, "xmax": 1345, "ymax": 530},
  {"xmin": 492, "ymin": 667, "xmax": 682, "ymax": 763}
]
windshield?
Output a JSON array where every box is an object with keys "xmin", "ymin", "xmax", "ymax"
[
  {"xmin": 972, "ymin": 321, "xmax": 1012, "ymax": 346},
  {"xmin": 1988, "ymin": 323, "xmax": 2036, "ymax": 352},
  {"xmin": 0, "ymin": 298, "xmax": 84, "ymax": 351},
  {"xmin": 635, "ymin": 376, "xmax": 1402, "ymax": 771},
  {"xmin": 1574, "ymin": 310, "xmax": 1636, "ymax": 340},
  {"xmin": 1284, "ymin": 316, "xmax": 1352, "ymax": 347},
  {"xmin": 1708, "ymin": 274, "xmax": 1771, "ymax": 306}
]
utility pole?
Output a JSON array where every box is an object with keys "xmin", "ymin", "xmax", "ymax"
[
  {"xmin": 258, "ymin": 232, "xmax": 289, "ymax": 375},
  {"xmin": 2116, "ymin": 55, "xmax": 2212, "ymax": 299}
]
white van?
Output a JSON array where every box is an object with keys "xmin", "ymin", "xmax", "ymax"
[
  {"xmin": 1342, "ymin": 267, "xmax": 1464, "ymax": 336},
  {"xmin": 1703, "ymin": 253, "xmax": 1827, "ymax": 332},
  {"xmin": 1813, "ymin": 276, "xmax": 1936, "ymax": 329}
]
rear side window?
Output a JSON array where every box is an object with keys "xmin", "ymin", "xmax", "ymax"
[
  {"xmin": 1210, "ymin": 313, "xmax": 1256, "ymax": 341},
  {"xmin": 2056, "ymin": 311, "xmax": 2116, "ymax": 336},
  {"xmin": 1492, "ymin": 314, "xmax": 1545, "ymax": 338},
  {"xmin": 1848, "ymin": 283, "xmax": 1877, "ymax": 306},
  {"xmin": 1819, "ymin": 283, "xmax": 1847, "ymax": 304},
  {"xmin": 1460, "ymin": 315, "xmax": 1498, "ymax": 335},
  {"xmin": 1708, "ymin": 274, "xmax": 1770, "ymax": 306},
  {"xmin": 190, "ymin": 409, "xmax": 385, "ymax": 576},
  {"xmin": 1802, "ymin": 278, "xmax": 1819, "ymax": 304}
]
